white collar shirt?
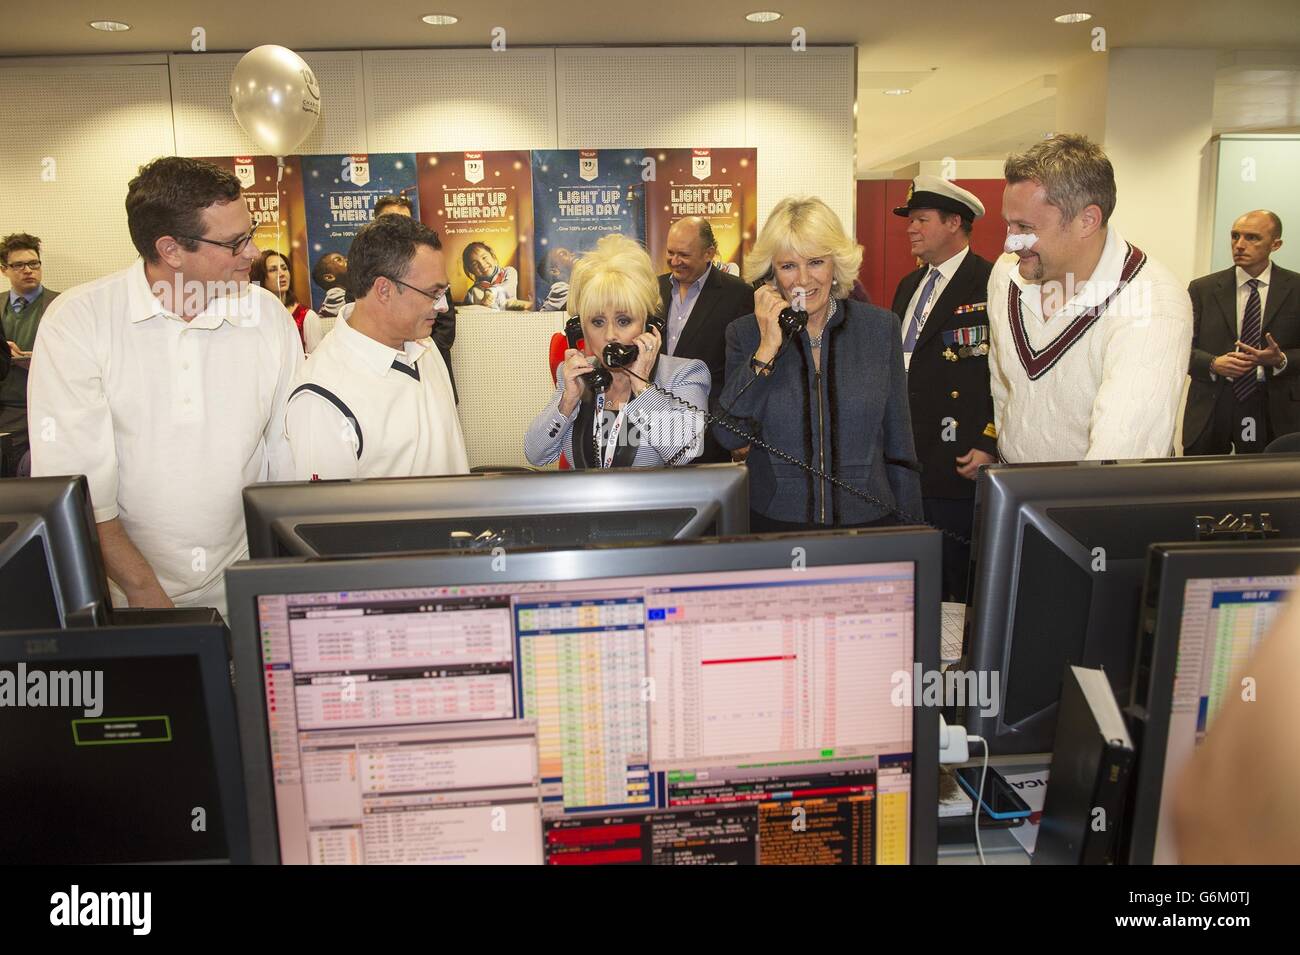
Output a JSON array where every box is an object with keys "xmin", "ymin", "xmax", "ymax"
[
  {"xmin": 1232, "ymin": 263, "xmax": 1277, "ymax": 382},
  {"xmin": 28, "ymin": 258, "xmax": 301, "ymax": 612}
]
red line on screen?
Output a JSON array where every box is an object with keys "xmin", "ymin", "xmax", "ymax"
[{"xmin": 700, "ymin": 654, "xmax": 797, "ymax": 665}]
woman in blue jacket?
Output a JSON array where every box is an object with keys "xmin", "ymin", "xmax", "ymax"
[{"xmin": 715, "ymin": 196, "xmax": 923, "ymax": 531}]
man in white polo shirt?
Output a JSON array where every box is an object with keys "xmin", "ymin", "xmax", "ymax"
[
  {"xmin": 284, "ymin": 214, "xmax": 468, "ymax": 479},
  {"xmin": 28, "ymin": 157, "xmax": 300, "ymax": 612},
  {"xmin": 988, "ymin": 134, "xmax": 1193, "ymax": 463}
]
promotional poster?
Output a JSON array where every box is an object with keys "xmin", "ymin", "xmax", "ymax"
[
  {"xmin": 199, "ymin": 148, "xmax": 755, "ymax": 316},
  {"xmin": 417, "ymin": 150, "xmax": 535, "ymax": 309},
  {"xmin": 644, "ymin": 148, "xmax": 757, "ymax": 278},
  {"xmin": 531, "ymin": 149, "xmax": 647, "ymax": 312},
  {"xmin": 198, "ymin": 154, "xmax": 310, "ymax": 309},
  {"xmin": 299, "ymin": 153, "xmax": 419, "ymax": 310}
]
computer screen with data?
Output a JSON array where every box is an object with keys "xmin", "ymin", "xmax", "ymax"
[
  {"xmin": 1148, "ymin": 573, "xmax": 1295, "ymax": 864},
  {"xmin": 252, "ymin": 560, "xmax": 917, "ymax": 865}
]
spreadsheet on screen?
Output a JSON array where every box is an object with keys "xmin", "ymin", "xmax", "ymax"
[{"xmin": 254, "ymin": 560, "xmax": 916, "ymax": 864}]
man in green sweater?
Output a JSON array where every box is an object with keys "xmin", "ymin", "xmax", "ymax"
[{"xmin": 1, "ymin": 233, "xmax": 59, "ymax": 475}]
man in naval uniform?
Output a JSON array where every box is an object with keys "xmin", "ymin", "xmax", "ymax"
[{"xmin": 891, "ymin": 176, "xmax": 996, "ymax": 601}]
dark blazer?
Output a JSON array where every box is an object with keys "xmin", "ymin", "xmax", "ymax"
[
  {"xmin": 657, "ymin": 266, "xmax": 754, "ymax": 462},
  {"xmin": 1184, "ymin": 264, "xmax": 1300, "ymax": 447},
  {"xmin": 715, "ymin": 297, "xmax": 923, "ymax": 526},
  {"xmin": 890, "ymin": 251, "xmax": 997, "ymax": 499}
]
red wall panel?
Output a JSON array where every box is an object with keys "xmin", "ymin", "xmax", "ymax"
[{"xmin": 857, "ymin": 178, "xmax": 1008, "ymax": 311}]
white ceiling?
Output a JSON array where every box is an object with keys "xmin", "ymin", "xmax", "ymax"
[{"xmin": 3, "ymin": 1, "xmax": 1297, "ymax": 175}]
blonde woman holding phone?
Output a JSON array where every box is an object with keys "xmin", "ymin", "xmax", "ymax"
[{"xmin": 715, "ymin": 196, "xmax": 922, "ymax": 531}]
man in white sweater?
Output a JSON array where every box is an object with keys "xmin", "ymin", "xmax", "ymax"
[
  {"xmin": 284, "ymin": 215, "xmax": 468, "ymax": 480},
  {"xmin": 988, "ymin": 134, "xmax": 1193, "ymax": 463}
]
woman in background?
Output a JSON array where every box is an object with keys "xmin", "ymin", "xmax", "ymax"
[{"xmin": 252, "ymin": 249, "xmax": 316, "ymax": 352}]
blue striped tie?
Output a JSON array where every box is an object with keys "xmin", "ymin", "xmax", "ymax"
[
  {"xmin": 903, "ymin": 268, "xmax": 941, "ymax": 353},
  {"xmin": 1233, "ymin": 279, "xmax": 1262, "ymax": 403}
]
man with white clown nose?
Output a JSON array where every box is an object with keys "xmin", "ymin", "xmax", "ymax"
[{"xmin": 987, "ymin": 134, "xmax": 1192, "ymax": 463}]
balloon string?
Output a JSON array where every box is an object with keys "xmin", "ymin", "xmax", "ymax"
[{"xmin": 276, "ymin": 156, "xmax": 286, "ymax": 256}]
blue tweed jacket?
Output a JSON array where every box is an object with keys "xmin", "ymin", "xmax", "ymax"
[{"xmin": 714, "ymin": 297, "xmax": 923, "ymax": 525}]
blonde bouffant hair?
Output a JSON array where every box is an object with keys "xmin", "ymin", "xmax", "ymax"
[
  {"xmin": 743, "ymin": 196, "xmax": 863, "ymax": 291},
  {"xmin": 567, "ymin": 233, "xmax": 663, "ymax": 329}
]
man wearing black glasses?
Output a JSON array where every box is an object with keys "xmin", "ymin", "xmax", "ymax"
[
  {"xmin": 0, "ymin": 233, "xmax": 58, "ymax": 475},
  {"xmin": 28, "ymin": 156, "xmax": 301, "ymax": 614},
  {"xmin": 284, "ymin": 214, "xmax": 468, "ymax": 480}
]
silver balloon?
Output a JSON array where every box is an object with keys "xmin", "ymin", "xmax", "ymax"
[{"xmin": 229, "ymin": 45, "xmax": 321, "ymax": 157}]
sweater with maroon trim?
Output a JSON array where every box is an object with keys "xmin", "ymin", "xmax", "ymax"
[{"xmin": 987, "ymin": 226, "xmax": 1193, "ymax": 463}]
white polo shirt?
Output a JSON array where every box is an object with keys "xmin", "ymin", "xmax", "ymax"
[
  {"xmin": 284, "ymin": 311, "xmax": 469, "ymax": 480},
  {"xmin": 28, "ymin": 258, "xmax": 301, "ymax": 612}
]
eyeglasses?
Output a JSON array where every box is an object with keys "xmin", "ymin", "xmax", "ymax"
[
  {"xmin": 3, "ymin": 260, "xmax": 40, "ymax": 271},
  {"xmin": 177, "ymin": 228, "xmax": 258, "ymax": 257},
  {"xmin": 385, "ymin": 275, "xmax": 449, "ymax": 306}
]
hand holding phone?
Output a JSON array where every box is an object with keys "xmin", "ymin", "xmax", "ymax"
[
  {"xmin": 559, "ymin": 348, "xmax": 596, "ymax": 413},
  {"xmin": 754, "ymin": 283, "xmax": 785, "ymax": 356},
  {"xmin": 624, "ymin": 324, "xmax": 661, "ymax": 388}
]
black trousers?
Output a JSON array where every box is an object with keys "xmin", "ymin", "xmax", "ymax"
[
  {"xmin": 0, "ymin": 404, "xmax": 28, "ymax": 478},
  {"xmin": 1185, "ymin": 384, "xmax": 1271, "ymax": 456},
  {"xmin": 922, "ymin": 496, "xmax": 975, "ymax": 603}
]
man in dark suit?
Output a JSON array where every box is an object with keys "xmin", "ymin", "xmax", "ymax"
[
  {"xmin": 656, "ymin": 216, "xmax": 755, "ymax": 463},
  {"xmin": 1184, "ymin": 210, "xmax": 1299, "ymax": 454},
  {"xmin": 890, "ymin": 177, "xmax": 997, "ymax": 601},
  {"xmin": 1, "ymin": 233, "xmax": 59, "ymax": 476}
]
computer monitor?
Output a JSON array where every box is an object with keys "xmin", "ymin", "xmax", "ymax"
[
  {"xmin": 0, "ymin": 475, "xmax": 112, "ymax": 630},
  {"xmin": 242, "ymin": 463, "xmax": 749, "ymax": 559},
  {"xmin": 1124, "ymin": 540, "xmax": 1300, "ymax": 864},
  {"xmin": 225, "ymin": 528, "xmax": 941, "ymax": 865},
  {"xmin": 0, "ymin": 623, "xmax": 251, "ymax": 863},
  {"xmin": 961, "ymin": 454, "xmax": 1300, "ymax": 755}
]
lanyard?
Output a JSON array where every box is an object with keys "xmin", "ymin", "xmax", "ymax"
[{"xmin": 593, "ymin": 392, "xmax": 629, "ymax": 469}]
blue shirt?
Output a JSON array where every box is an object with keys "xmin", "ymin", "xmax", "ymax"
[
  {"xmin": 8, "ymin": 285, "xmax": 42, "ymax": 311},
  {"xmin": 666, "ymin": 266, "xmax": 710, "ymax": 355}
]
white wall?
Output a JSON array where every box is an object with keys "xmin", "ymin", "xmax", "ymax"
[
  {"xmin": 0, "ymin": 58, "xmax": 177, "ymax": 290},
  {"xmin": 1104, "ymin": 49, "xmax": 1218, "ymax": 286}
]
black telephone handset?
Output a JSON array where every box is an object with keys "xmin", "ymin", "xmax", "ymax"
[
  {"xmin": 757, "ymin": 269, "xmax": 809, "ymax": 340},
  {"xmin": 566, "ymin": 314, "xmax": 666, "ymax": 394},
  {"xmin": 564, "ymin": 316, "xmax": 613, "ymax": 394},
  {"xmin": 603, "ymin": 312, "xmax": 665, "ymax": 371}
]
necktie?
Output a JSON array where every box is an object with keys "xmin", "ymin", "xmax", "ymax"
[
  {"xmin": 1233, "ymin": 278, "xmax": 1262, "ymax": 403},
  {"xmin": 11, "ymin": 297, "xmax": 24, "ymax": 315},
  {"xmin": 903, "ymin": 268, "xmax": 941, "ymax": 353}
]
